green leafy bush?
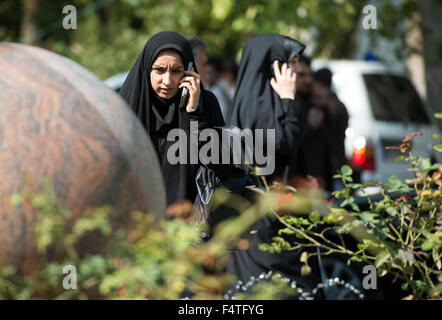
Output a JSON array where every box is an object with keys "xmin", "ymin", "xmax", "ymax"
[
  {"xmin": 0, "ymin": 182, "xmax": 308, "ymax": 300},
  {"xmin": 2, "ymin": 119, "xmax": 441, "ymax": 300},
  {"xmin": 263, "ymin": 128, "xmax": 442, "ymax": 300}
]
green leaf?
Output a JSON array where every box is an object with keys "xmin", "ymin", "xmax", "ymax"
[
  {"xmin": 401, "ymin": 282, "xmax": 409, "ymax": 291},
  {"xmin": 341, "ymin": 165, "xmax": 353, "ymax": 176},
  {"xmin": 386, "ymin": 175, "xmax": 413, "ymax": 193},
  {"xmin": 278, "ymin": 228, "xmax": 296, "ymax": 235},
  {"xmin": 377, "ymin": 268, "xmax": 388, "ymax": 277},
  {"xmin": 308, "ymin": 211, "xmax": 321, "ymax": 223},
  {"xmin": 337, "ymin": 222, "xmax": 352, "ymax": 234},
  {"xmin": 420, "ymin": 158, "xmax": 432, "ymax": 171},
  {"xmin": 435, "ymin": 113, "xmax": 442, "ymax": 119},
  {"xmin": 360, "ymin": 211, "xmax": 379, "ymax": 224},
  {"xmin": 347, "ymin": 183, "xmax": 362, "ymax": 190},
  {"xmin": 340, "ymin": 196, "xmax": 355, "ymax": 209},
  {"xmin": 421, "ymin": 241, "xmax": 433, "ymax": 251},
  {"xmin": 300, "ymin": 251, "xmax": 308, "ymax": 263},
  {"xmin": 395, "ymin": 155, "xmax": 405, "ymax": 162},
  {"xmin": 346, "ymin": 256, "xmax": 364, "ymax": 266},
  {"xmin": 434, "ymin": 145, "xmax": 442, "ymax": 152},
  {"xmin": 385, "ymin": 207, "xmax": 397, "ymax": 217},
  {"xmin": 375, "ymin": 251, "xmax": 391, "ymax": 268},
  {"xmin": 350, "ymin": 203, "xmax": 360, "ymax": 212},
  {"xmin": 415, "ymin": 280, "xmax": 428, "ymax": 293}
]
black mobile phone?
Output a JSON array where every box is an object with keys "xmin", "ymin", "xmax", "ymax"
[{"xmin": 179, "ymin": 61, "xmax": 194, "ymax": 108}]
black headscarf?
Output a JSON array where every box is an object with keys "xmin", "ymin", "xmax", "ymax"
[
  {"xmin": 229, "ymin": 34, "xmax": 305, "ymax": 130},
  {"xmin": 119, "ymin": 31, "xmax": 225, "ymax": 206}
]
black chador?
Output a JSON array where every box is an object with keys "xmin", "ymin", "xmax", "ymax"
[{"xmin": 227, "ymin": 34, "xmax": 321, "ymax": 291}]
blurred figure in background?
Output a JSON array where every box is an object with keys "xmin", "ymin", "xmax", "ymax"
[
  {"xmin": 295, "ymin": 54, "xmax": 314, "ymax": 107},
  {"xmin": 187, "ymin": 36, "xmax": 209, "ymax": 86},
  {"xmin": 220, "ymin": 58, "xmax": 238, "ymax": 104},
  {"xmin": 312, "ymin": 67, "xmax": 349, "ymax": 192},
  {"xmin": 207, "ymin": 55, "xmax": 237, "ymax": 121},
  {"xmin": 205, "ymin": 55, "xmax": 221, "ymax": 87},
  {"xmin": 291, "ymin": 56, "xmax": 331, "ymax": 190}
]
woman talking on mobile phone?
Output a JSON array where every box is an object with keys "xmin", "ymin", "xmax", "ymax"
[
  {"xmin": 227, "ymin": 34, "xmax": 323, "ymax": 294},
  {"xmin": 119, "ymin": 31, "xmax": 227, "ymax": 207}
]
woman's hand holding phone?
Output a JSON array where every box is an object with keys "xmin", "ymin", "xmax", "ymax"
[
  {"xmin": 179, "ymin": 65, "xmax": 201, "ymax": 113},
  {"xmin": 270, "ymin": 60, "xmax": 296, "ymax": 100}
]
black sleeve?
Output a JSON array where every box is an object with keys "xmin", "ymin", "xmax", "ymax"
[
  {"xmin": 273, "ymin": 98, "xmax": 304, "ymax": 157},
  {"xmin": 186, "ymin": 90, "xmax": 225, "ymax": 128},
  {"xmin": 202, "ymin": 90, "xmax": 226, "ymax": 127},
  {"xmin": 251, "ymin": 98, "xmax": 304, "ymax": 157}
]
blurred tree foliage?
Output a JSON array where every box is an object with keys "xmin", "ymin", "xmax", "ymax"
[{"xmin": 0, "ymin": 0, "xmax": 417, "ymax": 79}]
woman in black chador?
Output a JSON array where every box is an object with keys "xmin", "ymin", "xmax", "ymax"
[
  {"xmin": 119, "ymin": 31, "xmax": 226, "ymax": 206},
  {"xmin": 227, "ymin": 34, "xmax": 321, "ymax": 293}
]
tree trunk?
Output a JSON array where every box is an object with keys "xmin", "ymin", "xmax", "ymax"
[
  {"xmin": 419, "ymin": 0, "xmax": 442, "ymax": 131},
  {"xmin": 20, "ymin": 0, "xmax": 39, "ymax": 44}
]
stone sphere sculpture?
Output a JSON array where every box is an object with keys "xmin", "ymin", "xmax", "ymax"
[{"xmin": 0, "ymin": 42, "xmax": 166, "ymax": 274}]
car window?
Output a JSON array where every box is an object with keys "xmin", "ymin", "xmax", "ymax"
[{"xmin": 363, "ymin": 74, "xmax": 430, "ymax": 124}]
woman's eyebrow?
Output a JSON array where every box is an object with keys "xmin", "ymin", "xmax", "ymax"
[{"xmin": 152, "ymin": 65, "xmax": 184, "ymax": 70}]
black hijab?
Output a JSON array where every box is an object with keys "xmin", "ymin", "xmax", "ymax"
[
  {"xmin": 229, "ymin": 34, "xmax": 305, "ymax": 129},
  {"xmin": 119, "ymin": 31, "xmax": 225, "ymax": 206}
]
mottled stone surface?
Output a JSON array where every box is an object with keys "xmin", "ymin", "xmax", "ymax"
[{"xmin": 0, "ymin": 42, "xmax": 166, "ymax": 274}]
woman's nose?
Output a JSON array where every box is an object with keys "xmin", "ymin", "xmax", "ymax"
[{"xmin": 162, "ymin": 72, "xmax": 173, "ymax": 85}]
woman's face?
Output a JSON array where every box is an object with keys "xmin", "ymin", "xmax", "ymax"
[
  {"xmin": 288, "ymin": 55, "xmax": 302, "ymax": 74},
  {"xmin": 150, "ymin": 50, "xmax": 185, "ymax": 99},
  {"xmin": 312, "ymin": 80, "xmax": 330, "ymax": 108}
]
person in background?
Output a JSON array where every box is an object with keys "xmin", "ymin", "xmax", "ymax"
[
  {"xmin": 312, "ymin": 67, "xmax": 349, "ymax": 192},
  {"xmin": 290, "ymin": 55, "xmax": 331, "ymax": 190},
  {"xmin": 295, "ymin": 54, "xmax": 314, "ymax": 106},
  {"xmin": 287, "ymin": 54, "xmax": 324, "ymax": 190},
  {"xmin": 229, "ymin": 34, "xmax": 306, "ymax": 182},
  {"xmin": 227, "ymin": 34, "xmax": 321, "ymax": 293},
  {"xmin": 187, "ymin": 36, "xmax": 210, "ymax": 86},
  {"xmin": 220, "ymin": 58, "xmax": 238, "ymax": 103},
  {"xmin": 207, "ymin": 55, "xmax": 234, "ymax": 121}
]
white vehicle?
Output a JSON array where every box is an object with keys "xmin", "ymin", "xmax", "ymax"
[
  {"xmin": 104, "ymin": 71, "xmax": 128, "ymax": 93},
  {"xmin": 312, "ymin": 60, "xmax": 441, "ymax": 186}
]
